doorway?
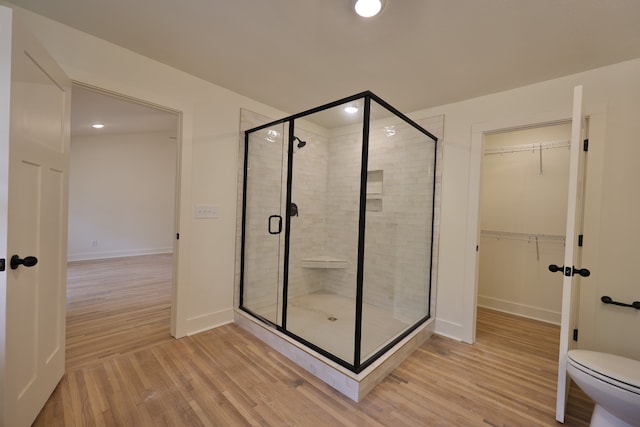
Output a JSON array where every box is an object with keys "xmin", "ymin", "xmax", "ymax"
[
  {"xmin": 67, "ymin": 84, "xmax": 180, "ymax": 368},
  {"xmin": 477, "ymin": 122, "xmax": 571, "ymax": 325}
]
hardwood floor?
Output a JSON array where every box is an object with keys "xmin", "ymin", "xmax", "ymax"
[
  {"xmin": 34, "ymin": 257, "xmax": 593, "ymax": 426},
  {"xmin": 65, "ymin": 254, "xmax": 174, "ymax": 370}
]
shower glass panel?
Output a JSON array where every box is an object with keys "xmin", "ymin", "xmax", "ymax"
[
  {"xmin": 241, "ymin": 123, "xmax": 288, "ymax": 325},
  {"xmin": 360, "ymin": 100, "xmax": 435, "ymax": 363},
  {"xmin": 240, "ymin": 92, "xmax": 438, "ymax": 373},
  {"xmin": 285, "ymin": 104, "xmax": 364, "ymax": 365}
]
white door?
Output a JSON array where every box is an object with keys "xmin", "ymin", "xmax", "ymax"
[
  {"xmin": 555, "ymin": 85, "xmax": 588, "ymax": 422},
  {"xmin": 0, "ymin": 7, "xmax": 71, "ymax": 427}
]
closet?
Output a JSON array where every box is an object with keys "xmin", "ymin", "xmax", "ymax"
[{"xmin": 478, "ymin": 123, "xmax": 571, "ymax": 324}]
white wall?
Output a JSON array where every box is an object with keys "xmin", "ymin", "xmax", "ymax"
[
  {"xmin": 6, "ymin": 3, "xmax": 640, "ymax": 357},
  {"xmin": 3, "ymin": 3, "xmax": 287, "ymax": 337},
  {"xmin": 68, "ymin": 131, "xmax": 177, "ymax": 261},
  {"xmin": 411, "ymin": 58, "xmax": 640, "ymax": 358}
]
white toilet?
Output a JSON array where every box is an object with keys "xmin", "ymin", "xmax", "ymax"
[{"xmin": 567, "ymin": 349, "xmax": 640, "ymax": 427}]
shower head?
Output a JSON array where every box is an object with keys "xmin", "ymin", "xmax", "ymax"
[{"xmin": 293, "ymin": 136, "xmax": 307, "ymax": 149}]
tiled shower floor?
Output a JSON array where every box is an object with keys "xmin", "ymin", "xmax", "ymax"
[{"xmin": 256, "ymin": 292, "xmax": 410, "ymax": 364}]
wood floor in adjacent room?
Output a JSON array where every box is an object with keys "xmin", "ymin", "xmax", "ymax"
[
  {"xmin": 64, "ymin": 254, "xmax": 175, "ymax": 371},
  {"xmin": 34, "ymin": 255, "xmax": 593, "ymax": 426}
]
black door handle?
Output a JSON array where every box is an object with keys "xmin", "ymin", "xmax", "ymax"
[
  {"xmin": 10, "ymin": 255, "xmax": 38, "ymax": 270},
  {"xmin": 548, "ymin": 264, "xmax": 564, "ymax": 273},
  {"xmin": 548, "ymin": 264, "xmax": 590, "ymax": 277},
  {"xmin": 572, "ymin": 267, "xmax": 590, "ymax": 277}
]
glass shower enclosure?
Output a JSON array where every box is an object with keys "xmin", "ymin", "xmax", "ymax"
[{"xmin": 240, "ymin": 91, "xmax": 438, "ymax": 373}]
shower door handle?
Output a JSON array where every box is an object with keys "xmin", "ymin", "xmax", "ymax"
[{"xmin": 268, "ymin": 215, "xmax": 282, "ymax": 235}]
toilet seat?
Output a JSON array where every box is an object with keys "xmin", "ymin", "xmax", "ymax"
[{"xmin": 568, "ymin": 350, "xmax": 640, "ymax": 395}]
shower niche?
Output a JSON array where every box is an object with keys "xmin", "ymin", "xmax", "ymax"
[{"xmin": 237, "ymin": 91, "xmax": 439, "ymax": 400}]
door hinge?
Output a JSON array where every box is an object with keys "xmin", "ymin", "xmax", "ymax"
[
  {"xmin": 0, "ymin": 258, "xmax": 5, "ymax": 272},
  {"xmin": 573, "ymin": 328, "xmax": 579, "ymax": 341},
  {"xmin": 583, "ymin": 139, "xmax": 589, "ymax": 151},
  {"xmin": 578, "ymin": 235, "xmax": 583, "ymax": 247},
  {"xmin": 176, "ymin": 233, "xmax": 180, "ymax": 240}
]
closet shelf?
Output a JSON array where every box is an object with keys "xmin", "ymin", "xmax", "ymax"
[
  {"xmin": 484, "ymin": 139, "xmax": 570, "ymax": 155},
  {"xmin": 480, "ymin": 229, "xmax": 565, "ymax": 243}
]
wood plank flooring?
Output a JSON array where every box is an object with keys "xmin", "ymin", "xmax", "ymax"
[
  {"xmin": 34, "ymin": 256, "xmax": 593, "ymax": 426},
  {"xmin": 65, "ymin": 254, "xmax": 174, "ymax": 370}
]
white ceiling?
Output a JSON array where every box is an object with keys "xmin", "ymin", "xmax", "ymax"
[
  {"xmin": 70, "ymin": 86, "xmax": 178, "ymax": 137},
  {"xmin": 11, "ymin": 0, "xmax": 640, "ymax": 125}
]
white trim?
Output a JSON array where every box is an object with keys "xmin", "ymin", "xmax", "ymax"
[
  {"xmin": 466, "ymin": 110, "xmax": 575, "ymax": 344},
  {"xmin": 477, "ymin": 296, "xmax": 561, "ymax": 325},
  {"xmin": 66, "ymin": 81, "xmax": 189, "ymax": 338},
  {"xmin": 67, "ymin": 247, "xmax": 173, "ymax": 262},
  {"xmin": 186, "ymin": 308, "xmax": 235, "ymax": 335},
  {"xmin": 0, "ymin": 7, "xmax": 14, "ymax": 420},
  {"xmin": 434, "ymin": 318, "xmax": 464, "ymax": 341}
]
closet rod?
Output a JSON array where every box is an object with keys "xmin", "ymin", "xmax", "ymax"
[
  {"xmin": 484, "ymin": 139, "xmax": 570, "ymax": 156},
  {"xmin": 480, "ymin": 229, "xmax": 565, "ymax": 243}
]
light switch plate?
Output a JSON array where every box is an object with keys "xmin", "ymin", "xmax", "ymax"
[{"xmin": 195, "ymin": 205, "xmax": 218, "ymax": 218}]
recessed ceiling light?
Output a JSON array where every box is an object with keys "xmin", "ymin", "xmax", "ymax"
[
  {"xmin": 355, "ymin": 0, "xmax": 383, "ymax": 17},
  {"xmin": 345, "ymin": 106, "xmax": 359, "ymax": 114},
  {"xmin": 92, "ymin": 123, "xmax": 105, "ymax": 129}
]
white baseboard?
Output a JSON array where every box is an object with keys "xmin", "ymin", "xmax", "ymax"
[
  {"xmin": 186, "ymin": 308, "xmax": 234, "ymax": 336},
  {"xmin": 478, "ymin": 295, "xmax": 560, "ymax": 325},
  {"xmin": 434, "ymin": 317, "xmax": 464, "ymax": 342},
  {"xmin": 67, "ymin": 247, "xmax": 173, "ymax": 262}
]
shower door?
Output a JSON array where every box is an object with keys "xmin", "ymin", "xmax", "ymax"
[
  {"xmin": 285, "ymin": 109, "xmax": 363, "ymax": 366},
  {"xmin": 240, "ymin": 91, "xmax": 438, "ymax": 374},
  {"xmin": 241, "ymin": 123, "xmax": 288, "ymax": 325}
]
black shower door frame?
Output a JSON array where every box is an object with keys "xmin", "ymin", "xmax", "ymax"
[{"xmin": 239, "ymin": 91, "xmax": 438, "ymax": 373}]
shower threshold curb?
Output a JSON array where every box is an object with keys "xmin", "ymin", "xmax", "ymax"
[{"xmin": 234, "ymin": 310, "xmax": 434, "ymax": 402}]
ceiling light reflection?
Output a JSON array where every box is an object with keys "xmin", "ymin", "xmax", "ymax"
[{"xmin": 266, "ymin": 129, "xmax": 279, "ymax": 142}]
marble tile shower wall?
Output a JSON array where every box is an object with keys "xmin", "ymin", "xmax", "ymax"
[
  {"xmin": 321, "ymin": 131, "xmax": 364, "ymax": 300},
  {"xmin": 287, "ymin": 129, "xmax": 330, "ymax": 299},
  {"xmin": 368, "ymin": 132, "xmax": 432, "ymax": 322},
  {"xmin": 382, "ymin": 128, "xmax": 435, "ymax": 323},
  {"xmin": 242, "ymin": 123, "xmax": 334, "ymax": 311},
  {"xmin": 238, "ymin": 109, "xmax": 442, "ymax": 325},
  {"xmin": 242, "ymin": 128, "xmax": 287, "ymax": 313},
  {"xmin": 320, "ymin": 123, "xmax": 436, "ymax": 322}
]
